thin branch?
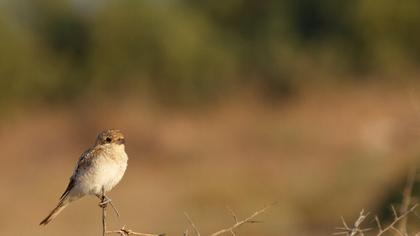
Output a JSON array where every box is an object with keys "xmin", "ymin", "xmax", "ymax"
[
  {"xmin": 335, "ymin": 168, "xmax": 419, "ymax": 236},
  {"xmin": 103, "ymin": 200, "xmax": 270, "ymax": 236},
  {"xmin": 100, "ymin": 189, "xmax": 164, "ymax": 236},
  {"xmin": 184, "ymin": 212, "xmax": 201, "ymax": 236},
  {"xmin": 106, "ymin": 225, "xmax": 164, "ymax": 236},
  {"xmin": 109, "ymin": 201, "xmax": 121, "ymax": 218},
  {"xmin": 209, "ymin": 203, "xmax": 275, "ymax": 236},
  {"xmin": 377, "ymin": 204, "xmax": 418, "ymax": 236},
  {"xmin": 333, "ymin": 209, "xmax": 371, "ymax": 236},
  {"xmin": 102, "ymin": 188, "xmax": 107, "ymax": 236},
  {"xmin": 399, "ymin": 167, "xmax": 417, "ymax": 234},
  {"xmin": 375, "ymin": 216, "xmax": 382, "ymax": 232},
  {"xmin": 226, "ymin": 206, "xmax": 238, "ymax": 224}
]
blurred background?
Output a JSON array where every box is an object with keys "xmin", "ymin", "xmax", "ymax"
[{"xmin": 1, "ymin": 0, "xmax": 420, "ymax": 235}]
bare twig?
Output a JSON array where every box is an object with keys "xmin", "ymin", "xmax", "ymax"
[
  {"xmin": 376, "ymin": 204, "xmax": 418, "ymax": 236},
  {"xmin": 103, "ymin": 198, "xmax": 271, "ymax": 236},
  {"xmin": 375, "ymin": 216, "xmax": 383, "ymax": 232},
  {"xmin": 184, "ymin": 212, "xmax": 201, "ymax": 236},
  {"xmin": 226, "ymin": 206, "xmax": 238, "ymax": 224},
  {"xmin": 109, "ymin": 201, "xmax": 121, "ymax": 218},
  {"xmin": 334, "ymin": 204, "xmax": 418, "ymax": 236},
  {"xmin": 399, "ymin": 167, "xmax": 417, "ymax": 234},
  {"xmin": 106, "ymin": 225, "xmax": 164, "ymax": 236},
  {"xmin": 97, "ymin": 194, "xmax": 120, "ymax": 218},
  {"xmin": 99, "ymin": 189, "xmax": 163, "ymax": 236},
  {"xmin": 183, "ymin": 203, "xmax": 274, "ymax": 236},
  {"xmin": 334, "ymin": 165, "xmax": 419, "ymax": 236},
  {"xmin": 102, "ymin": 188, "xmax": 107, "ymax": 236},
  {"xmin": 333, "ymin": 209, "xmax": 371, "ymax": 236},
  {"xmin": 209, "ymin": 203, "xmax": 275, "ymax": 236}
]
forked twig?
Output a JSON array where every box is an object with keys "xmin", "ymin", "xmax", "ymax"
[
  {"xmin": 226, "ymin": 206, "xmax": 238, "ymax": 224},
  {"xmin": 376, "ymin": 204, "xmax": 418, "ymax": 236},
  {"xmin": 334, "ymin": 168, "xmax": 419, "ymax": 236},
  {"xmin": 102, "ymin": 197, "xmax": 272, "ymax": 236},
  {"xmin": 100, "ymin": 190, "xmax": 164, "ymax": 236},
  {"xmin": 399, "ymin": 167, "xmax": 417, "ymax": 234},
  {"xmin": 210, "ymin": 204, "xmax": 273, "ymax": 236},
  {"xmin": 184, "ymin": 203, "xmax": 275, "ymax": 236},
  {"xmin": 184, "ymin": 212, "xmax": 201, "ymax": 236},
  {"xmin": 106, "ymin": 225, "xmax": 165, "ymax": 236},
  {"xmin": 333, "ymin": 209, "xmax": 371, "ymax": 236},
  {"xmin": 334, "ymin": 204, "xmax": 418, "ymax": 236}
]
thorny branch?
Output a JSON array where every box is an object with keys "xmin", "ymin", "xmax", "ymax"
[
  {"xmin": 106, "ymin": 225, "xmax": 165, "ymax": 236},
  {"xmin": 100, "ymin": 192, "xmax": 163, "ymax": 236},
  {"xmin": 184, "ymin": 202, "xmax": 275, "ymax": 236},
  {"xmin": 184, "ymin": 212, "xmax": 202, "ymax": 236},
  {"xmin": 375, "ymin": 204, "xmax": 418, "ymax": 236},
  {"xmin": 100, "ymin": 195, "xmax": 272, "ymax": 236},
  {"xmin": 334, "ymin": 169, "xmax": 419, "ymax": 236},
  {"xmin": 333, "ymin": 209, "xmax": 371, "ymax": 236},
  {"xmin": 399, "ymin": 167, "xmax": 417, "ymax": 234},
  {"xmin": 334, "ymin": 204, "xmax": 418, "ymax": 236}
]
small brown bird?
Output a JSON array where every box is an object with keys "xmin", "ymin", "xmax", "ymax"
[{"xmin": 40, "ymin": 129, "xmax": 128, "ymax": 225}]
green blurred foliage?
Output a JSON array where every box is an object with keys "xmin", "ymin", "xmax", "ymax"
[{"xmin": 0, "ymin": 0, "xmax": 419, "ymax": 106}]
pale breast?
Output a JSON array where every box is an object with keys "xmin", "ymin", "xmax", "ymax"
[{"xmin": 75, "ymin": 145, "xmax": 128, "ymax": 195}]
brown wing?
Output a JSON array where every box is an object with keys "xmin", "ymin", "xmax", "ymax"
[
  {"xmin": 58, "ymin": 147, "xmax": 99, "ymax": 200},
  {"xmin": 59, "ymin": 177, "xmax": 75, "ymax": 200}
]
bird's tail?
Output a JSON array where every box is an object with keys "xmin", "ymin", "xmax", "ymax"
[{"xmin": 39, "ymin": 200, "xmax": 69, "ymax": 226}]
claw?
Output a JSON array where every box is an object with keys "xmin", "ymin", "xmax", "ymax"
[
  {"xmin": 99, "ymin": 196, "xmax": 112, "ymax": 208},
  {"xmin": 97, "ymin": 192, "xmax": 120, "ymax": 217}
]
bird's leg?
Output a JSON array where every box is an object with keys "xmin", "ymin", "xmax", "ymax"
[
  {"xmin": 97, "ymin": 192, "xmax": 120, "ymax": 217},
  {"xmin": 100, "ymin": 187, "xmax": 107, "ymax": 236}
]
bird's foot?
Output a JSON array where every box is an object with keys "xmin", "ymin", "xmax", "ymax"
[
  {"xmin": 97, "ymin": 193, "xmax": 120, "ymax": 217},
  {"xmin": 99, "ymin": 196, "xmax": 112, "ymax": 208}
]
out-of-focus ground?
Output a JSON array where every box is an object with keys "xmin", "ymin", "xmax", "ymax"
[{"xmin": 1, "ymin": 83, "xmax": 420, "ymax": 236}]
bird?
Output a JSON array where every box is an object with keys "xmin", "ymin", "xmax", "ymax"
[{"xmin": 40, "ymin": 129, "xmax": 128, "ymax": 225}]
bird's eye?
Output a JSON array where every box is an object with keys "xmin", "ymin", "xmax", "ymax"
[{"xmin": 105, "ymin": 137, "xmax": 112, "ymax": 143}]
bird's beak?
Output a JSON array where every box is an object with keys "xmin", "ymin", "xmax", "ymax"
[{"xmin": 116, "ymin": 138, "xmax": 125, "ymax": 145}]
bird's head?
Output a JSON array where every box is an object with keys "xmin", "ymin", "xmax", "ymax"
[{"xmin": 95, "ymin": 129, "xmax": 125, "ymax": 146}]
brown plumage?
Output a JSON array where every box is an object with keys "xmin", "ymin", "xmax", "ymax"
[{"xmin": 40, "ymin": 129, "xmax": 128, "ymax": 225}]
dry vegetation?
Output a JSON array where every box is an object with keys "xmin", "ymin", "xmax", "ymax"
[
  {"xmin": 334, "ymin": 168, "xmax": 419, "ymax": 236},
  {"xmin": 1, "ymin": 84, "xmax": 420, "ymax": 235},
  {"xmin": 100, "ymin": 189, "xmax": 274, "ymax": 236}
]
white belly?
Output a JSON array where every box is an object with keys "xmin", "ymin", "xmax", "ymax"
[
  {"xmin": 75, "ymin": 148, "xmax": 128, "ymax": 196},
  {"xmin": 94, "ymin": 157, "xmax": 127, "ymax": 193}
]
